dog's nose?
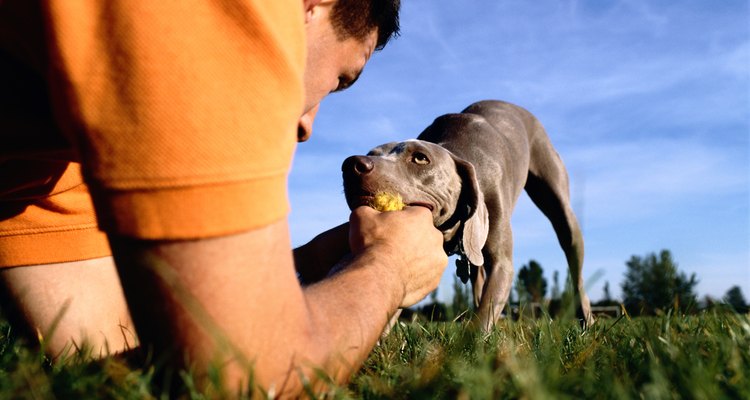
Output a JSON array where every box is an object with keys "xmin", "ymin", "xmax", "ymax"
[{"xmin": 342, "ymin": 155, "xmax": 374, "ymax": 176}]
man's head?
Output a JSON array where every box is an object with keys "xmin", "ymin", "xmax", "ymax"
[{"xmin": 298, "ymin": 0, "xmax": 401, "ymax": 141}]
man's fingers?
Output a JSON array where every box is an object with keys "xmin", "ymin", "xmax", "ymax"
[
  {"xmin": 401, "ymin": 205, "xmax": 435, "ymax": 220},
  {"xmin": 352, "ymin": 205, "xmax": 379, "ymax": 215},
  {"xmin": 352, "ymin": 204, "xmax": 433, "ymax": 219}
]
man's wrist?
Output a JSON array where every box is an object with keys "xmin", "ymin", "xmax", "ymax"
[{"xmin": 346, "ymin": 245, "xmax": 406, "ymax": 311}]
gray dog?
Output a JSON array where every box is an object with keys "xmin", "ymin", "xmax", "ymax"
[{"xmin": 342, "ymin": 100, "xmax": 593, "ymax": 330}]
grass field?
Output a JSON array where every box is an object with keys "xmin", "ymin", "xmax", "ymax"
[{"xmin": 0, "ymin": 310, "xmax": 747, "ymax": 399}]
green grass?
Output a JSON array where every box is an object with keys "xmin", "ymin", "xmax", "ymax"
[
  {"xmin": 347, "ymin": 311, "xmax": 749, "ymax": 399},
  {"xmin": 0, "ymin": 311, "xmax": 748, "ymax": 399}
]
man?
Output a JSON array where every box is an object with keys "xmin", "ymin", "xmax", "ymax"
[{"xmin": 0, "ymin": 0, "xmax": 447, "ymax": 396}]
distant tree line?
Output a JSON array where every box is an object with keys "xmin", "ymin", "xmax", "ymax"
[
  {"xmin": 408, "ymin": 249, "xmax": 748, "ymax": 321},
  {"xmin": 621, "ymin": 250, "xmax": 697, "ymax": 314}
]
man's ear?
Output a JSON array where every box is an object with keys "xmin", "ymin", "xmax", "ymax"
[
  {"xmin": 453, "ymin": 156, "xmax": 489, "ymax": 266},
  {"xmin": 304, "ymin": 0, "xmax": 326, "ymax": 23}
]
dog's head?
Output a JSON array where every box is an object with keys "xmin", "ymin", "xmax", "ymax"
[{"xmin": 342, "ymin": 140, "xmax": 489, "ymax": 265}]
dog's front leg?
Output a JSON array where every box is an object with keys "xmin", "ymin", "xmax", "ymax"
[
  {"xmin": 381, "ymin": 309, "xmax": 402, "ymax": 337},
  {"xmin": 475, "ymin": 226, "xmax": 515, "ymax": 332},
  {"xmin": 470, "ymin": 263, "xmax": 486, "ymax": 309}
]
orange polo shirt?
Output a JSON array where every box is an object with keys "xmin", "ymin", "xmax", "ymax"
[{"xmin": 0, "ymin": 0, "xmax": 305, "ymax": 266}]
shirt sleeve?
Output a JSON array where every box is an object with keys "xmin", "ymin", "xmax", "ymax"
[{"xmin": 44, "ymin": 0, "xmax": 306, "ymax": 239}]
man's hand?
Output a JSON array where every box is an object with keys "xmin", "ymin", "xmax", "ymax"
[{"xmin": 348, "ymin": 206, "xmax": 447, "ymax": 307}]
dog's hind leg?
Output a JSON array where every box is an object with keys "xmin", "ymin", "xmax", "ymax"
[{"xmin": 525, "ymin": 138, "xmax": 594, "ymax": 327}]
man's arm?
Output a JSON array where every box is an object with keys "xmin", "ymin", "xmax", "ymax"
[
  {"xmin": 0, "ymin": 256, "xmax": 134, "ymax": 359},
  {"xmin": 294, "ymin": 222, "xmax": 350, "ymax": 284},
  {"xmin": 109, "ymin": 206, "xmax": 446, "ymax": 396}
]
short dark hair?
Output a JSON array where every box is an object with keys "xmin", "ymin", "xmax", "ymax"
[{"xmin": 329, "ymin": 0, "xmax": 401, "ymax": 50}]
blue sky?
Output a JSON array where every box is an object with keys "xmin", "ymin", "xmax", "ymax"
[{"xmin": 289, "ymin": 0, "xmax": 750, "ymax": 304}]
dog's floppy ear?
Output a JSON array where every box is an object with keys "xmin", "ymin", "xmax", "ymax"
[{"xmin": 452, "ymin": 156, "xmax": 489, "ymax": 266}]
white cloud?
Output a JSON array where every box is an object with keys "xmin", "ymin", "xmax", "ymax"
[{"xmin": 564, "ymin": 138, "xmax": 748, "ymax": 226}]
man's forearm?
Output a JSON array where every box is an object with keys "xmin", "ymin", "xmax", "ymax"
[
  {"xmin": 110, "ymin": 220, "xmax": 401, "ymax": 396},
  {"xmin": 110, "ymin": 207, "xmax": 444, "ymax": 396},
  {"xmin": 300, "ymin": 246, "xmax": 404, "ymax": 383}
]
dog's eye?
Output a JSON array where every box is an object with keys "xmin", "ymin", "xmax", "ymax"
[{"xmin": 412, "ymin": 152, "xmax": 430, "ymax": 165}]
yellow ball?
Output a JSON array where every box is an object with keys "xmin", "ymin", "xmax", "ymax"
[{"xmin": 371, "ymin": 192, "xmax": 406, "ymax": 212}]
